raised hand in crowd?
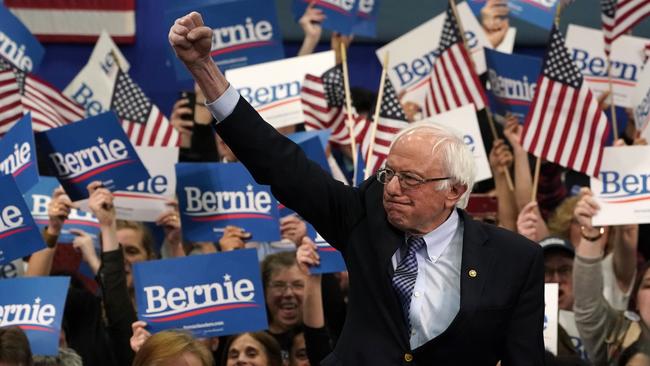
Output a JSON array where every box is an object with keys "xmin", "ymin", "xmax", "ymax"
[
  {"xmin": 331, "ymin": 32, "xmax": 354, "ymax": 64},
  {"xmin": 170, "ymin": 98, "xmax": 194, "ymax": 148},
  {"xmin": 70, "ymin": 229, "xmax": 101, "ymax": 275},
  {"xmin": 480, "ymin": 0, "xmax": 509, "ymax": 48},
  {"xmin": 298, "ymin": 1, "xmax": 325, "ymax": 56},
  {"xmin": 87, "ymin": 181, "xmax": 119, "ymax": 252},
  {"xmin": 156, "ymin": 200, "xmax": 184, "ymax": 257},
  {"xmin": 219, "ymin": 225, "xmax": 250, "ymax": 251},
  {"xmin": 517, "ymin": 201, "xmax": 550, "ymax": 243},
  {"xmin": 130, "ymin": 321, "xmax": 151, "ymax": 353},
  {"xmin": 488, "ymin": 139, "xmax": 516, "ymax": 230},
  {"xmin": 280, "ymin": 215, "xmax": 308, "ymax": 246},
  {"xmin": 573, "ymin": 187, "xmax": 607, "ymax": 257},
  {"xmin": 504, "ymin": 114, "xmax": 536, "ymax": 211}
]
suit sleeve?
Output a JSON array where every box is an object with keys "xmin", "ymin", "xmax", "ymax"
[
  {"xmin": 213, "ymin": 97, "xmax": 365, "ymax": 252},
  {"xmin": 501, "ymin": 246, "xmax": 546, "ymax": 366}
]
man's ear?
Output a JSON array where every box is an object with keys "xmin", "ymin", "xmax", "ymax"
[{"xmin": 446, "ymin": 184, "xmax": 467, "ymax": 205}]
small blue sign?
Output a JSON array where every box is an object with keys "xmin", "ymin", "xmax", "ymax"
[
  {"xmin": 0, "ymin": 114, "xmax": 39, "ymax": 193},
  {"xmin": 467, "ymin": 0, "xmax": 559, "ymax": 31},
  {"xmin": 0, "ymin": 276, "xmax": 70, "ymax": 355},
  {"xmin": 166, "ymin": 0, "xmax": 285, "ymax": 81},
  {"xmin": 22, "ymin": 176, "xmax": 100, "ymax": 245},
  {"xmin": 134, "ymin": 249, "xmax": 268, "ymax": 337},
  {"xmin": 351, "ymin": 0, "xmax": 380, "ymax": 38},
  {"xmin": 35, "ymin": 112, "xmax": 150, "ymax": 201},
  {"xmin": 307, "ymin": 227, "xmax": 346, "ymax": 274},
  {"xmin": 176, "ymin": 163, "xmax": 281, "ymax": 242},
  {"xmin": 293, "ymin": 0, "xmax": 359, "ymax": 35},
  {"xmin": 0, "ymin": 4, "xmax": 45, "ymax": 72},
  {"xmin": 484, "ymin": 48, "xmax": 542, "ymax": 123},
  {"xmin": 0, "ymin": 175, "xmax": 46, "ymax": 265}
]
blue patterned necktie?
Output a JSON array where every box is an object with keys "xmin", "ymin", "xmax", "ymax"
[{"xmin": 392, "ymin": 236, "xmax": 426, "ymax": 330}]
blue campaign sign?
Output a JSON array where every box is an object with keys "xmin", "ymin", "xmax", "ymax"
[
  {"xmin": 0, "ymin": 276, "xmax": 70, "ymax": 355},
  {"xmin": 0, "ymin": 175, "xmax": 46, "ymax": 265},
  {"xmin": 166, "ymin": 0, "xmax": 285, "ymax": 81},
  {"xmin": 22, "ymin": 176, "xmax": 100, "ymax": 245},
  {"xmin": 351, "ymin": 0, "xmax": 380, "ymax": 38},
  {"xmin": 176, "ymin": 163, "xmax": 281, "ymax": 242},
  {"xmin": 34, "ymin": 112, "xmax": 150, "ymax": 202},
  {"xmin": 307, "ymin": 227, "xmax": 346, "ymax": 274},
  {"xmin": 0, "ymin": 4, "xmax": 44, "ymax": 72},
  {"xmin": 134, "ymin": 249, "xmax": 268, "ymax": 337},
  {"xmin": 288, "ymin": 129, "xmax": 330, "ymax": 151},
  {"xmin": 0, "ymin": 114, "xmax": 39, "ymax": 194},
  {"xmin": 485, "ymin": 49, "xmax": 542, "ymax": 122},
  {"xmin": 293, "ymin": 0, "xmax": 359, "ymax": 35},
  {"xmin": 468, "ymin": 0, "xmax": 558, "ymax": 31}
]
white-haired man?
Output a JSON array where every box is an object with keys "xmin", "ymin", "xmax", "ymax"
[{"xmin": 169, "ymin": 12, "xmax": 545, "ymax": 365}]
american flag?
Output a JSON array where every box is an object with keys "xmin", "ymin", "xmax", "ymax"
[
  {"xmin": 601, "ymin": 0, "xmax": 650, "ymax": 56},
  {"xmin": 361, "ymin": 79, "xmax": 409, "ymax": 177},
  {"xmin": 0, "ymin": 69, "xmax": 22, "ymax": 136},
  {"xmin": 424, "ymin": 8, "xmax": 487, "ymax": 115},
  {"xmin": 110, "ymin": 69, "xmax": 180, "ymax": 147},
  {"xmin": 0, "ymin": 58, "xmax": 84, "ymax": 135},
  {"xmin": 301, "ymin": 65, "xmax": 369, "ymax": 146},
  {"xmin": 521, "ymin": 27, "xmax": 610, "ymax": 177}
]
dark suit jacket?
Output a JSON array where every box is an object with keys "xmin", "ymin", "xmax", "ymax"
[{"xmin": 214, "ymin": 97, "xmax": 546, "ymax": 365}]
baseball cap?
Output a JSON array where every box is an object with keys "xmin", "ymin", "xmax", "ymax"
[{"xmin": 539, "ymin": 236, "xmax": 575, "ymax": 257}]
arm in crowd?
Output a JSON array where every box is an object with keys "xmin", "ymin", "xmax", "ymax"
[
  {"xmin": 516, "ymin": 201, "xmax": 549, "ymax": 243},
  {"xmin": 502, "ymin": 114, "xmax": 533, "ymax": 212},
  {"xmin": 572, "ymin": 187, "xmax": 620, "ymax": 365},
  {"xmin": 189, "ymin": 83, "xmax": 220, "ymax": 162},
  {"xmin": 297, "ymin": 2, "xmax": 324, "ymax": 57},
  {"xmin": 488, "ymin": 138, "xmax": 516, "ymax": 231},
  {"xmin": 157, "ymin": 201, "xmax": 185, "ymax": 258},
  {"xmin": 26, "ymin": 187, "xmax": 73, "ymax": 276},
  {"xmin": 87, "ymin": 181, "xmax": 137, "ymax": 366},
  {"xmin": 70, "ymin": 229, "xmax": 101, "ymax": 275}
]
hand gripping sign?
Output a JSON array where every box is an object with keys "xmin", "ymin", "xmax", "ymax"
[
  {"xmin": 0, "ymin": 276, "xmax": 70, "ymax": 355},
  {"xmin": 35, "ymin": 111, "xmax": 150, "ymax": 202},
  {"xmin": 176, "ymin": 162, "xmax": 281, "ymax": 242},
  {"xmin": 0, "ymin": 174, "xmax": 46, "ymax": 265},
  {"xmin": 134, "ymin": 249, "xmax": 267, "ymax": 337}
]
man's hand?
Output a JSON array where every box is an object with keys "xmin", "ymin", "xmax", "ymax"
[
  {"xmin": 87, "ymin": 181, "xmax": 116, "ymax": 228},
  {"xmin": 168, "ymin": 12, "xmax": 213, "ymax": 69},
  {"xmin": 297, "ymin": 237, "xmax": 320, "ymax": 275},
  {"xmin": 47, "ymin": 187, "xmax": 73, "ymax": 236},
  {"xmin": 218, "ymin": 225, "xmax": 250, "ymax": 251},
  {"xmin": 280, "ymin": 215, "xmax": 307, "ymax": 245}
]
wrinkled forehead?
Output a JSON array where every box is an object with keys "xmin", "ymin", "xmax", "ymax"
[{"xmin": 388, "ymin": 129, "xmax": 448, "ymax": 166}]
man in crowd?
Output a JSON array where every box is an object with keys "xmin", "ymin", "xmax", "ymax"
[{"xmin": 168, "ymin": 11, "xmax": 545, "ymax": 365}]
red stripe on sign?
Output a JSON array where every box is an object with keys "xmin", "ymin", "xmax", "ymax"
[
  {"xmin": 147, "ymin": 303, "xmax": 259, "ymax": 323},
  {"xmin": 191, "ymin": 213, "xmax": 274, "ymax": 222},
  {"xmin": 11, "ymin": 161, "xmax": 32, "ymax": 177},
  {"xmin": 4, "ymin": 0, "xmax": 134, "ymax": 11},
  {"xmin": 18, "ymin": 325, "xmax": 55, "ymax": 332},
  {"xmin": 210, "ymin": 41, "xmax": 275, "ymax": 57},
  {"xmin": 257, "ymin": 97, "xmax": 300, "ymax": 112},
  {"xmin": 68, "ymin": 159, "xmax": 135, "ymax": 183},
  {"xmin": 0, "ymin": 227, "xmax": 30, "ymax": 239}
]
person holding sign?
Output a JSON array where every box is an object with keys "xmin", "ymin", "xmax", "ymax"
[{"xmin": 169, "ymin": 12, "xmax": 545, "ymax": 365}]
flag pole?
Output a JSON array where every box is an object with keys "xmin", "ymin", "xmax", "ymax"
[
  {"xmin": 606, "ymin": 56, "xmax": 619, "ymax": 141},
  {"xmin": 531, "ymin": 156, "xmax": 542, "ymax": 203},
  {"xmin": 110, "ymin": 50, "xmax": 124, "ymax": 72},
  {"xmin": 340, "ymin": 43, "xmax": 358, "ymax": 173},
  {"xmin": 365, "ymin": 52, "xmax": 390, "ymax": 180},
  {"xmin": 448, "ymin": 0, "xmax": 514, "ymax": 191}
]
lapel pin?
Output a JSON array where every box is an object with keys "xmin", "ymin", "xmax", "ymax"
[{"xmin": 468, "ymin": 269, "xmax": 477, "ymax": 278}]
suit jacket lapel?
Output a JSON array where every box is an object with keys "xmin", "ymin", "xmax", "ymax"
[{"xmin": 458, "ymin": 210, "xmax": 494, "ymax": 315}]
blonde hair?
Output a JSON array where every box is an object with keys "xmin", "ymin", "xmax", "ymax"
[
  {"xmin": 132, "ymin": 330, "xmax": 213, "ymax": 366},
  {"xmin": 547, "ymin": 196, "xmax": 579, "ymax": 238}
]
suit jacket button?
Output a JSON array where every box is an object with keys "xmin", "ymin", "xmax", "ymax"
[{"xmin": 404, "ymin": 353, "xmax": 413, "ymax": 362}]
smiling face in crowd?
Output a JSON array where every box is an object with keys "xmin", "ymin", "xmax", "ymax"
[
  {"xmin": 226, "ymin": 333, "xmax": 270, "ymax": 366},
  {"xmin": 116, "ymin": 227, "xmax": 150, "ymax": 290},
  {"xmin": 265, "ymin": 264, "xmax": 306, "ymax": 333}
]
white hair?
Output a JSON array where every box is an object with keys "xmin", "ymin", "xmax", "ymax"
[{"xmin": 389, "ymin": 121, "xmax": 477, "ymax": 208}]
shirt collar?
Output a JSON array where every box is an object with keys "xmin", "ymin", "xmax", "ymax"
[{"xmin": 415, "ymin": 209, "xmax": 460, "ymax": 262}]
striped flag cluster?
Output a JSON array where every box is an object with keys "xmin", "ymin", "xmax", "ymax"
[
  {"xmin": 0, "ymin": 58, "xmax": 84, "ymax": 136},
  {"xmin": 601, "ymin": 0, "xmax": 650, "ymax": 55},
  {"xmin": 361, "ymin": 79, "xmax": 409, "ymax": 176},
  {"xmin": 521, "ymin": 27, "xmax": 610, "ymax": 177},
  {"xmin": 301, "ymin": 65, "xmax": 369, "ymax": 146},
  {"xmin": 110, "ymin": 70, "xmax": 180, "ymax": 147},
  {"xmin": 0, "ymin": 68, "xmax": 22, "ymax": 135},
  {"xmin": 424, "ymin": 8, "xmax": 487, "ymax": 116}
]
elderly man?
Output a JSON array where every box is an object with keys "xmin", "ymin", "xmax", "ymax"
[{"xmin": 169, "ymin": 12, "xmax": 544, "ymax": 365}]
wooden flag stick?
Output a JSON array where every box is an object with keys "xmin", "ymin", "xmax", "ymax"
[
  {"xmin": 365, "ymin": 52, "xmax": 390, "ymax": 180},
  {"xmin": 607, "ymin": 56, "xmax": 619, "ymax": 141},
  {"xmin": 531, "ymin": 156, "xmax": 542, "ymax": 203},
  {"xmin": 340, "ymin": 43, "xmax": 358, "ymax": 169},
  {"xmin": 449, "ymin": 0, "xmax": 514, "ymax": 191}
]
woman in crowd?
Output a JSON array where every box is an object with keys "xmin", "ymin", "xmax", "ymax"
[
  {"xmin": 221, "ymin": 332, "xmax": 282, "ymax": 366},
  {"xmin": 133, "ymin": 330, "xmax": 214, "ymax": 366}
]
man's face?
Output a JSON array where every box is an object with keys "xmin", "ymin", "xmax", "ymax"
[
  {"xmin": 544, "ymin": 251, "xmax": 574, "ymax": 310},
  {"xmin": 382, "ymin": 132, "xmax": 463, "ymax": 235}
]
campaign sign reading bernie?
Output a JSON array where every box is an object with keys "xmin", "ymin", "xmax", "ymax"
[
  {"xmin": 166, "ymin": 0, "xmax": 284, "ymax": 80},
  {"xmin": 35, "ymin": 112, "xmax": 150, "ymax": 201},
  {"xmin": 293, "ymin": 0, "xmax": 359, "ymax": 35},
  {"xmin": 0, "ymin": 175, "xmax": 46, "ymax": 265},
  {"xmin": 0, "ymin": 114, "xmax": 39, "ymax": 193},
  {"xmin": 467, "ymin": 0, "xmax": 559, "ymax": 31},
  {"xmin": 0, "ymin": 276, "xmax": 70, "ymax": 355},
  {"xmin": 23, "ymin": 176, "xmax": 100, "ymax": 245},
  {"xmin": 176, "ymin": 163, "xmax": 281, "ymax": 242},
  {"xmin": 134, "ymin": 249, "xmax": 267, "ymax": 337},
  {"xmin": 484, "ymin": 49, "xmax": 542, "ymax": 123},
  {"xmin": 0, "ymin": 4, "xmax": 44, "ymax": 72}
]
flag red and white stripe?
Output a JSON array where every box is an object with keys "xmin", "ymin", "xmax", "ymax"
[
  {"xmin": 0, "ymin": 70, "xmax": 22, "ymax": 136},
  {"xmin": 5, "ymin": 0, "xmax": 136, "ymax": 44},
  {"xmin": 360, "ymin": 117, "xmax": 408, "ymax": 175},
  {"xmin": 121, "ymin": 106, "xmax": 179, "ymax": 147},
  {"xmin": 22, "ymin": 74, "xmax": 85, "ymax": 132},
  {"xmin": 601, "ymin": 0, "xmax": 650, "ymax": 55},
  {"xmin": 522, "ymin": 27, "xmax": 610, "ymax": 177}
]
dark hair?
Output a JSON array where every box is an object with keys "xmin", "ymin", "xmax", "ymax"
[
  {"xmin": 0, "ymin": 326, "xmax": 33, "ymax": 366},
  {"xmin": 220, "ymin": 332, "xmax": 282, "ymax": 366},
  {"xmin": 261, "ymin": 251, "xmax": 298, "ymax": 289},
  {"xmin": 618, "ymin": 339, "xmax": 650, "ymax": 366},
  {"xmin": 628, "ymin": 260, "xmax": 650, "ymax": 315}
]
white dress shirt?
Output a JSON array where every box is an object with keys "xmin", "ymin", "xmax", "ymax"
[{"xmin": 391, "ymin": 210, "xmax": 463, "ymax": 349}]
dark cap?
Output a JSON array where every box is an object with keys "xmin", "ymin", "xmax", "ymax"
[{"xmin": 539, "ymin": 236, "xmax": 575, "ymax": 257}]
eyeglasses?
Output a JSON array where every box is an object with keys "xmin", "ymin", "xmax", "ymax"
[
  {"xmin": 268, "ymin": 281, "xmax": 305, "ymax": 294},
  {"xmin": 376, "ymin": 167, "xmax": 450, "ymax": 189},
  {"xmin": 544, "ymin": 265, "xmax": 572, "ymax": 280}
]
